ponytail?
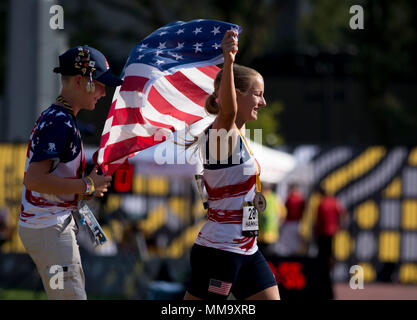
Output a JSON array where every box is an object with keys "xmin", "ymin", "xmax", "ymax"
[{"xmin": 204, "ymin": 93, "xmax": 219, "ymax": 115}]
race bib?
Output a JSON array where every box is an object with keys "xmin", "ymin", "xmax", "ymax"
[
  {"xmin": 77, "ymin": 201, "xmax": 108, "ymax": 246},
  {"xmin": 242, "ymin": 203, "xmax": 259, "ymax": 237}
]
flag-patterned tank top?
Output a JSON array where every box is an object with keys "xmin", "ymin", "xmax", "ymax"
[{"xmin": 194, "ymin": 126, "xmax": 259, "ymax": 255}]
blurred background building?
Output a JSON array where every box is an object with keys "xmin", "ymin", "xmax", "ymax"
[{"xmin": 0, "ymin": 0, "xmax": 417, "ymax": 299}]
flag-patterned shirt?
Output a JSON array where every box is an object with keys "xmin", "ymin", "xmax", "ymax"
[
  {"xmin": 19, "ymin": 104, "xmax": 85, "ymax": 228},
  {"xmin": 194, "ymin": 128, "xmax": 259, "ymax": 255}
]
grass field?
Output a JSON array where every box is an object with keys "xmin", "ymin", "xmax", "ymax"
[
  {"xmin": 0, "ymin": 288, "xmax": 126, "ymax": 300},
  {"xmin": 0, "ymin": 289, "xmax": 48, "ymax": 300}
]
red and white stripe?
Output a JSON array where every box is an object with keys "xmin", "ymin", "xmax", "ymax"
[
  {"xmin": 19, "ymin": 124, "xmax": 83, "ymax": 229},
  {"xmin": 96, "ymin": 63, "xmax": 219, "ymax": 175},
  {"xmin": 208, "ymin": 279, "xmax": 233, "ymax": 296},
  {"xmin": 195, "ymin": 157, "xmax": 259, "ymax": 255}
]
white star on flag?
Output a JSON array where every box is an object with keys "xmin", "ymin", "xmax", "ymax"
[
  {"xmin": 192, "ymin": 27, "xmax": 202, "ymax": 35},
  {"xmin": 159, "ymin": 31, "xmax": 168, "ymax": 36},
  {"xmin": 172, "ymin": 53, "xmax": 183, "ymax": 60},
  {"xmin": 137, "ymin": 43, "xmax": 148, "ymax": 52},
  {"xmin": 137, "ymin": 54, "xmax": 144, "ymax": 60},
  {"xmin": 155, "ymin": 50, "xmax": 163, "ymax": 56},
  {"xmin": 176, "ymin": 28, "xmax": 185, "ymax": 35},
  {"xmin": 64, "ymin": 121, "xmax": 72, "ymax": 128},
  {"xmin": 157, "ymin": 42, "xmax": 167, "ymax": 49},
  {"xmin": 155, "ymin": 59, "xmax": 164, "ymax": 66},
  {"xmin": 71, "ymin": 145, "xmax": 77, "ymax": 155},
  {"xmin": 176, "ymin": 42, "xmax": 184, "ymax": 49},
  {"xmin": 193, "ymin": 42, "xmax": 203, "ymax": 53},
  {"xmin": 212, "ymin": 43, "xmax": 220, "ymax": 50},
  {"xmin": 211, "ymin": 26, "xmax": 221, "ymax": 36}
]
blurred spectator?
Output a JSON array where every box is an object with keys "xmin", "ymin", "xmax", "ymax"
[
  {"xmin": 119, "ymin": 222, "xmax": 149, "ymax": 260},
  {"xmin": 0, "ymin": 206, "xmax": 13, "ymax": 249},
  {"xmin": 258, "ymin": 183, "xmax": 287, "ymax": 256},
  {"xmin": 314, "ymin": 186, "xmax": 347, "ymax": 299},
  {"xmin": 120, "ymin": 223, "xmax": 140, "ymax": 255},
  {"xmin": 315, "ymin": 186, "xmax": 347, "ymax": 264},
  {"xmin": 275, "ymin": 183, "xmax": 305, "ymax": 256},
  {"xmin": 285, "ymin": 183, "xmax": 305, "ymax": 222}
]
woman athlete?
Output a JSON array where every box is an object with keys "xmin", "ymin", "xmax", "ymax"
[{"xmin": 184, "ymin": 30, "xmax": 280, "ymax": 300}]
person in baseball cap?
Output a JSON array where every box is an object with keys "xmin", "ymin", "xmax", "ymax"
[
  {"xmin": 50, "ymin": 45, "xmax": 123, "ymax": 115},
  {"xmin": 18, "ymin": 45, "xmax": 118, "ymax": 300},
  {"xmin": 53, "ymin": 45, "xmax": 123, "ymax": 88}
]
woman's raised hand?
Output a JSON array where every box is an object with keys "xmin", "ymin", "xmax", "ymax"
[{"xmin": 221, "ymin": 30, "xmax": 238, "ymax": 63}]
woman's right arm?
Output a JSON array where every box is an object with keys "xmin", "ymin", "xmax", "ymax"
[
  {"xmin": 212, "ymin": 30, "xmax": 239, "ymax": 131},
  {"xmin": 209, "ymin": 30, "xmax": 239, "ymax": 162}
]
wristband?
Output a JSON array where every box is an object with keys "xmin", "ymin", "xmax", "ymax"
[{"xmin": 83, "ymin": 176, "xmax": 95, "ymax": 196}]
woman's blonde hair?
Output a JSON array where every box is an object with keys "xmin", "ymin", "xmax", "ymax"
[
  {"xmin": 182, "ymin": 64, "xmax": 262, "ymax": 152},
  {"xmin": 204, "ymin": 64, "xmax": 262, "ymax": 115}
]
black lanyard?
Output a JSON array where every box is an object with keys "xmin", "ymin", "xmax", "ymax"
[{"xmin": 56, "ymin": 95, "xmax": 74, "ymax": 115}]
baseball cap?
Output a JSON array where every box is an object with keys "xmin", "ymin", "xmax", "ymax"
[{"xmin": 53, "ymin": 45, "xmax": 123, "ymax": 87}]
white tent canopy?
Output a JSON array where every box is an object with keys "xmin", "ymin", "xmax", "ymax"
[
  {"xmin": 247, "ymin": 139, "xmax": 296, "ymax": 184},
  {"xmin": 86, "ymin": 117, "xmax": 296, "ymax": 183},
  {"xmin": 86, "ymin": 140, "xmax": 295, "ymax": 184}
]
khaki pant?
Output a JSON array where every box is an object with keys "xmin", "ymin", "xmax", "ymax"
[{"xmin": 18, "ymin": 215, "xmax": 87, "ymax": 300}]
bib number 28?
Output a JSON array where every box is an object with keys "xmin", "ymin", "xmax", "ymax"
[{"xmin": 242, "ymin": 206, "xmax": 259, "ymax": 237}]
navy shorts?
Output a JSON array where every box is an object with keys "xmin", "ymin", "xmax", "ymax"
[{"xmin": 187, "ymin": 244, "xmax": 277, "ymax": 300}]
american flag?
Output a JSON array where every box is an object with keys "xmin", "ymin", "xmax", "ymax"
[
  {"xmin": 96, "ymin": 19, "xmax": 242, "ymax": 175},
  {"xmin": 208, "ymin": 278, "xmax": 232, "ymax": 296}
]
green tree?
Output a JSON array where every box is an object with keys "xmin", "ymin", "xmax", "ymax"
[
  {"xmin": 246, "ymin": 101, "xmax": 284, "ymax": 147},
  {"xmin": 62, "ymin": 0, "xmax": 288, "ymax": 146},
  {"xmin": 353, "ymin": 0, "xmax": 417, "ymax": 144},
  {"xmin": 91, "ymin": 0, "xmax": 287, "ymax": 65},
  {"xmin": 300, "ymin": 0, "xmax": 417, "ymax": 144}
]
